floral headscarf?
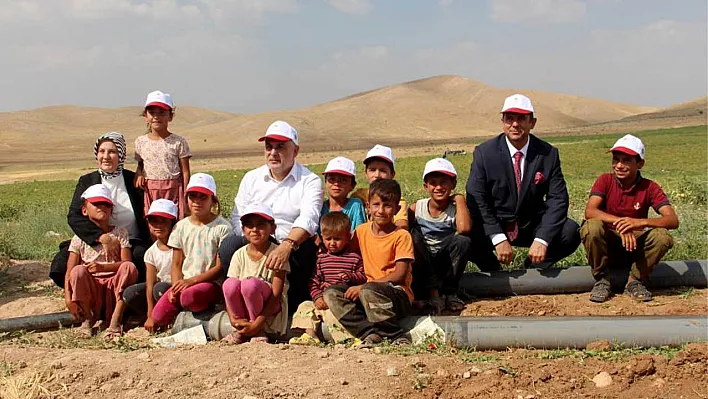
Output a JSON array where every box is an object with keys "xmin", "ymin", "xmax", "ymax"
[{"xmin": 94, "ymin": 132, "xmax": 126, "ymax": 179}]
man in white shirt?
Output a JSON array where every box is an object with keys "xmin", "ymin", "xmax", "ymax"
[
  {"xmin": 219, "ymin": 121, "xmax": 323, "ymax": 313},
  {"xmin": 465, "ymin": 94, "xmax": 580, "ymax": 270}
]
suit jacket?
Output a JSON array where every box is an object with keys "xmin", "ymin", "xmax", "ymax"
[
  {"xmin": 67, "ymin": 170, "xmax": 150, "ymax": 245},
  {"xmin": 465, "ymin": 133, "xmax": 570, "ymax": 244}
]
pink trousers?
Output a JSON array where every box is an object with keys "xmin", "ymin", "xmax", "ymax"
[
  {"xmin": 223, "ymin": 277, "xmax": 276, "ymax": 322},
  {"xmin": 152, "ymin": 282, "xmax": 221, "ymax": 326},
  {"xmin": 144, "ymin": 178, "xmax": 185, "ymax": 219},
  {"xmin": 67, "ymin": 262, "xmax": 137, "ymax": 323}
]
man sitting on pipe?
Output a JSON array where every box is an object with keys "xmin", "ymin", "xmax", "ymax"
[{"xmin": 581, "ymin": 134, "xmax": 679, "ymax": 303}]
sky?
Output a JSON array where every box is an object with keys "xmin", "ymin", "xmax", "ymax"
[{"xmin": 0, "ymin": 0, "xmax": 706, "ymax": 113}]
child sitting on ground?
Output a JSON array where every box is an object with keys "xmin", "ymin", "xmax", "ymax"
[
  {"xmin": 582, "ymin": 134, "xmax": 678, "ymax": 303},
  {"xmin": 122, "ymin": 199, "xmax": 178, "ymax": 332},
  {"xmin": 351, "ymin": 145, "xmax": 409, "ymax": 230},
  {"xmin": 325, "ymin": 179, "xmax": 415, "ymax": 347},
  {"xmin": 409, "ymin": 158, "xmax": 472, "ymax": 314},
  {"xmin": 64, "ymin": 184, "xmax": 138, "ymax": 339},
  {"xmin": 222, "ymin": 204, "xmax": 289, "ymax": 344},
  {"xmin": 134, "ymin": 90, "xmax": 191, "ymax": 219},
  {"xmin": 320, "ymin": 157, "xmax": 367, "ymax": 231},
  {"xmin": 151, "ymin": 173, "xmax": 232, "ymax": 327},
  {"xmin": 290, "ymin": 212, "xmax": 366, "ymax": 345}
]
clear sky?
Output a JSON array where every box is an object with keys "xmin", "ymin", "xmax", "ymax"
[{"xmin": 0, "ymin": 0, "xmax": 705, "ymax": 113}]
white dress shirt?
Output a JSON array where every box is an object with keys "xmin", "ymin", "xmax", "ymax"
[
  {"xmin": 490, "ymin": 137, "xmax": 548, "ymax": 247},
  {"xmin": 231, "ymin": 163, "xmax": 323, "ymax": 242}
]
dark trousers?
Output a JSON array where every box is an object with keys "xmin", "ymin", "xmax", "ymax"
[
  {"xmin": 411, "ymin": 227, "xmax": 472, "ymax": 299},
  {"xmin": 122, "ymin": 281, "xmax": 172, "ymax": 315},
  {"xmin": 580, "ymin": 219, "xmax": 673, "ymax": 281},
  {"xmin": 324, "ymin": 282, "xmax": 411, "ymax": 340},
  {"xmin": 467, "ymin": 218, "xmax": 580, "ymax": 271},
  {"xmin": 49, "ymin": 239, "xmax": 148, "ymax": 288},
  {"xmin": 218, "ymin": 233, "xmax": 318, "ymax": 315}
]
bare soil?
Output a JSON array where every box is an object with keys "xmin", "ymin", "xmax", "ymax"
[{"xmin": 1, "ymin": 260, "xmax": 706, "ymax": 398}]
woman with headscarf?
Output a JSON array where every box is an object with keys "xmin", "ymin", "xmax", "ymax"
[{"xmin": 50, "ymin": 132, "xmax": 150, "ymax": 288}]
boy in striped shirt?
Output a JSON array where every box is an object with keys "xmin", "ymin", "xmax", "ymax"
[{"xmin": 290, "ymin": 212, "xmax": 365, "ymax": 344}]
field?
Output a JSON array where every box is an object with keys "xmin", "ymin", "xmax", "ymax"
[
  {"xmin": 0, "ymin": 126, "xmax": 706, "ymax": 398},
  {"xmin": 1, "ymin": 125, "xmax": 706, "ymax": 266}
]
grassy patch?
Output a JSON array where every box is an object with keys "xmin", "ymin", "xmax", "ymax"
[
  {"xmin": 535, "ymin": 344, "xmax": 684, "ymax": 362},
  {"xmin": 0, "ymin": 329, "xmax": 154, "ymax": 352},
  {"xmin": 0, "ymin": 126, "xmax": 706, "ymax": 267}
]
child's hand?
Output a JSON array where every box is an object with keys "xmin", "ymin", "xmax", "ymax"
[
  {"xmin": 65, "ymin": 298, "xmax": 81, "ymax": 319},
  {"xmin": 171, "ymin": 278, "xmax": 194, "ymax": 294},
  {"xmin": 314, "ymin": 297, "xmax": 328, "ymax": 310},
  {"xmin": 134, "ymin": 175, "xmax": 146, "ymax": 189},
  {"xmin": 167, "ymin": 290, "xmax": 179, "ymax": 304},
  {"xmin": 344, "ymin": 285, "xmax": 363, "ymax": 301},
  {"xmin": 338, "ymin": 272, "xmax": 350, "ymax": 283},
  {"xmin": 99, "ymin": 234, "xmax": 120, "ymax": 262},
  {"xmin": 86, "ymin": 262, "xmax": 104, "ymax": 273},
  {"xmin": 144, "ymin": 317, "xmax": 155, "ymax": 333},
  {"xmin": 235, "ymin": 319, "xmax": 263, "ymax": 337}
]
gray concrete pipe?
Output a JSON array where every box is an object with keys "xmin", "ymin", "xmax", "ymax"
[
  {"xmin": 0, "ymin": 311, "xmax": 78, "ymax": 333},
  {"xmin": 461, "ymin": 260, "xmax": 707, "ymax": 297},
  {"xmin": 172, "ymin": 310, "xmax": 708, "ymax": 350}
]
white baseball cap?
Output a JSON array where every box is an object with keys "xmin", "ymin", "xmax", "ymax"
[
  {"xmin": 147, "ymin": 199, "xmax": 178, "ymax": 220},
  {"xmin": 240, "ymin": 203, "xmax": 275, "ymax": 222},
  {"xmin": 364, "ymin": 144, "xmax": 395, "ymax": 165},
  {"xmin": 609, "ymin": 134, "xmax": 645, "ymax": 160},
  {"xmin": 145, "ymin": 90, "xmax": 174, "ymax": 110},
  {"xmin": 258, "ymin": 120, "xmax": 299, "ymax": 146},
  {"xmin": 81, "ymin": 184, "xmax": 113, "ymax": 205},
  {"xmin": 501, "ymin": 94, "xmax": 534, "ymax": 114},
  {"xmin": 186, "ymin": 173, "xmax": 217, "ymax": 197},
  {"xmin": 324, "ymin": 156, "xmax": 356, "ymax": 177},
  {"xmin": 423, "ymin": 158, "xmax": 457, "ymax": 180}
]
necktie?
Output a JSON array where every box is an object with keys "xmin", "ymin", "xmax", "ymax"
[{"xmin": 513, "ymin": 151, "xmax": 523, "ymax": 193}]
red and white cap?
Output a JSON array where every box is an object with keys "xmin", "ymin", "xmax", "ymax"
[
  {"xmin": 423, "ymin": 158, "xmax": 457, "ymax": 180},
  {"xmin": 240, "ymin": 203, "xmax": 275, "ymax": 222},
  {"xmin": 145, "ymin": 90, "xmax": 174, "ymax": 110},
  {"xmin": 81, "ymin": 184, "xmax": 113, "ymax": 205},
  {"xmin": 364, "ymin": 144, "xmax": 395, "ymax": 165},
  {"xmin": 147, "ymin": 199, "xmax": 178, "ymax": 220},
  {"xmin": 324, "ymin": 156, "xmax": 356, "ymax": 177},
  {"xmin": 609, "ymin": 134, "xmax": 645, "ymax": 160},
  {"xmin": 501, "ymin": 94, "xmax": 534, "ymax": 114},
  {"xmin": 186, "ymin": 173, "xmax": 217, "ymax": 197},
  {"xmin": 258, "ymin": 120, "xmax": 299, "ymax": 146}
]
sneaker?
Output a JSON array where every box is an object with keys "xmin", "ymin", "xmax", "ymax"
[
  {"xmin": 288, "ymin": 333, "xmax": 321, "ymax": 346},
  {"xmin": 359, "ymin": 333, "xmax": 383, "ymax": 348},
  {"xmin": 589, "ymin": 278, "xmax": 612, "ymax": 303},
  {"xmin": 625, "ymin": 280, "xmax": 652, "ymax": 302}
]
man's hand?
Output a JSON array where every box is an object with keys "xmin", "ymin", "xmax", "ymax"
[
  {"xmin": 86, "ymin": 262, "xmax": 105, "ymax": 274},
  {"xmin": 527, "ymin": 241, "xmax": 548, "ymax": 265},
  {"xmin": 613, "ymin": 217, "xmax": 645, "ymax": 234},
  {"xmin": 264, "ymin": 242, "xmax": 293, "ymax": 270},
  {"xmin": 99, "ymin": 234, "xmax": 120, "ymax": 262},
  {"xmin": 620, "ymin": 232, "xmax": 637, "ymax": 252},
  {"xmin": 314, "ymin": 297, "xmax": 328, "ymax": 310},
  {"xmin": 495, "ymin": 241, "xmax": 514, "ymax": 264},
  {"xmin": 344, "ymin": 285, "xmax": 363, "ymax": 301}
]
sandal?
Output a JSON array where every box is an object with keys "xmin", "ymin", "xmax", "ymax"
[
  {"xmin": 392, "ymin": 335, "xmax": 411, "ymax": 346},
  {"xmin": 359, "ymin": 333, "xmax": 382, "ymax": 349},
  {"xmin": 625, "ymin": 280, "xmax": 652, "ymax": 302},
  {"xmin": 445, "ymin": 294, "xmax": 466, "ymax": 312},
  {"xmin": 589, "ymin": 279, "xmax": 612, "ymax": 303},
  {"xmin": 221, "ymin": 332, "xmax": 246, "ymax": 344},
  {"xmin": 288, "ymin": 333, "xmax": 321, "ymax": 346}
]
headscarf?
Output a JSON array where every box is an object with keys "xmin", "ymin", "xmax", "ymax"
[{"xmin": 94, "ymin": 132, "xmax": 126, "ymax": 179}]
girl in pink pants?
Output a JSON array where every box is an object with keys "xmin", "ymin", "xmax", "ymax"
[{"xmin": 223, "ymin": 204, "xmax": 289, "ymax": 344}]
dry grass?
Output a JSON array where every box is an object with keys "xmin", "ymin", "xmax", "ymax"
[{"xmin": 1, "ymin": 369, "xmax": 67, "ymax": 399}]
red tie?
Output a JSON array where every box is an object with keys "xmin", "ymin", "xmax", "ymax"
[{"xmin": 513, "ymin": 151, "xmax": 523, "ymax": 193}]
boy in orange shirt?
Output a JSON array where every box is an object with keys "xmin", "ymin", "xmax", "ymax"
[{"xmin": 324, "ymin": 179, "xmax": 414, "ymax": 347}]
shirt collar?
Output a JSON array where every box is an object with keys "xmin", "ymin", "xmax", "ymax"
[
  {"xmin": 613, "ymin": 171, "xmax": 643, "ymax": 191},
  {"xmin": 262, "ymin": 162, "xmax": 301, "ymax": 182},
  {"xmin": 505, "ymin": 136, "xmax": 529, "ymax": 158}
]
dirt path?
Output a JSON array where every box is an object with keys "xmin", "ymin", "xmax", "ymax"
[{"xmin": 1, "ymin": 261, "xmax": 706, "ymax": 398}]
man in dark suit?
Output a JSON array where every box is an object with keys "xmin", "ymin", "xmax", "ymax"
[{"xmin": 466, "ymin": 94, "xmax": 580, "ymax": 271}]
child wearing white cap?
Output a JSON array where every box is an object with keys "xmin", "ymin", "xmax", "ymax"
[
  {"xmin": 151, "ymin": 173, "xmax": 233, "ymax": 327},
  {"xmin": 222, "ymin": 203, "xmax": 290, "ymax": 343},
  {"xmin": 134, "ymin": 90, "xmax": 192, "ymax": 220},
  {"xmin": 320, "ymin": 156, "xmax": 367, "ymax": 232},
  {"xmin": 581, "ymin": 134, "xmax": 678, "ymax": 303},
  {"xmin": 350, "ymin": 144, "xmax": 409, "ymax": 230},
  {"xmin": 65, "ymin": 184, "xmax": 138, "ymax": 339},
  {"xmin": 409, "ymin": 159, "xmax": 472, "ymax": 314},
  {"xmin": 122, "ymin": 199, "xmax": 178, "ymax": 332}
]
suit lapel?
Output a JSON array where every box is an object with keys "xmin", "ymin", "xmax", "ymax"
[
  {"xmin": 516, "ymin": 136, "xmax": 538, "ymax": 213},
  {"xmin": 497, "ymin": 135, "xmax": 518, "ymax": 205}
]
